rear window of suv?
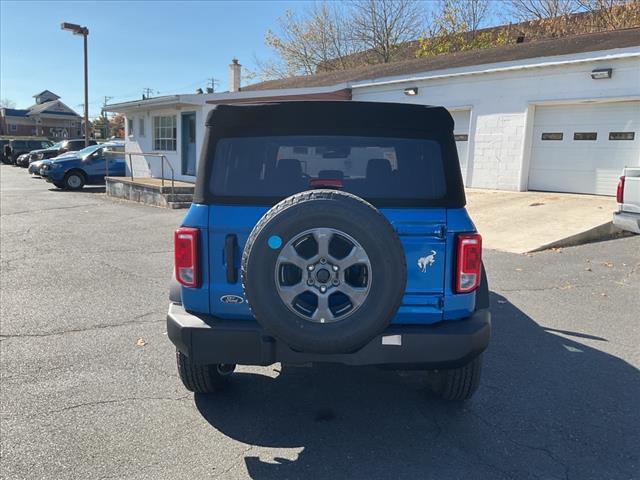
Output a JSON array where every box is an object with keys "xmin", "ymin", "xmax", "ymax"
[{"xmin": 209, "ymin": 135, "xmax": 446, "ymax": 205}]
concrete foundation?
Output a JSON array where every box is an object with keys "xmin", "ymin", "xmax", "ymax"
[{"xmin": 105, "ymin": 177, "xmax": 193, "ymax": 209}]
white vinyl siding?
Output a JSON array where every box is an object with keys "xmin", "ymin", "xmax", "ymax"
[
  {"xmin": 153, "ymin": 115, "xmax": 176, "ymax": 151},
  {"xmin": 138, "ymin": 117, "xmax": 145, "ymax": 137}
]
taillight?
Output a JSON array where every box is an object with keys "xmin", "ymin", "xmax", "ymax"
[
  {"xmin": 455, "ymin": 233, "xmax": 482, "ymax": 293},
  {"xmin": 616, "ymin": 176, "xmax": 625, "ymax": 203},
  {"xmin": 174, "ymin": 227, "xmax": 199, "ymax": 288}
]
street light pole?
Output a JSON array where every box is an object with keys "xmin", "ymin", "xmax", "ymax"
[
  {"xmin": 83, "ymin": 32, "xmax": 89, "ymax": 147},
  {"xmin": 61, "ymin": 22, "xmax": 90, "ymax": 147}
]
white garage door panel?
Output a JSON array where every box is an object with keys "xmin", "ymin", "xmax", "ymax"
[
  {"xmin": 529, "ymin": 102, "xmax": 640, "ymax": 195},
  {"xmin": 450, "ymin": 110, "xmax": 471, "ymax": 185}
]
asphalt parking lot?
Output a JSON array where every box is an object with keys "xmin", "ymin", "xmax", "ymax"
[{"xmin": 1, "ymin": 164, "xmax": 639, "ymax": 480}]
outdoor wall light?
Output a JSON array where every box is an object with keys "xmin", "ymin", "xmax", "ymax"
[
  {"xmin": 590, "ymin": 68, "xmax": 612, "ymax": 80},
  {"xmin": 403, "ymin": 87, "xmax": 419, "ymax": 96}
]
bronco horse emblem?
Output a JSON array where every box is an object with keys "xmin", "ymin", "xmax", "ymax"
[{"xmin": 417, "ymin": 250, "xmax": 437, "ymax": 272}]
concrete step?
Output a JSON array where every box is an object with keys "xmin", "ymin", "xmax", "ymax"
[
  {"xmin": 167, "ymin": 201, "xmax": 192, "ymax": 209},
  {"xmin": 164, "ymin": 193, "xmax": 194, "ymax": 202}
]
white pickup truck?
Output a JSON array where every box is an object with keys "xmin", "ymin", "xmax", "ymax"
[{"xmin": 613, "ymin": 167, "xmax": 640, "ymax": 234}]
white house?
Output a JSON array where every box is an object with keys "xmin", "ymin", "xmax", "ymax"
[{"xmin": 106, "ymin": 28, "xmax": 640, "ymax": 195}]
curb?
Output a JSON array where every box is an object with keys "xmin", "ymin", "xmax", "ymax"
[{"xmin": 529, "ymin": 221, "xmax": 632, "ymax": 252}]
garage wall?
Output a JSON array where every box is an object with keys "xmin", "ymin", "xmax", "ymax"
[{"xmin": 351, "ymin": 49, "xmax": 640, "ymax": 192}]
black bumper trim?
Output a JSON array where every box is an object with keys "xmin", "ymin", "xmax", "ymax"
[{"xmin": 167, "ymin": 303, "xmax": 490, "ymax": 368}]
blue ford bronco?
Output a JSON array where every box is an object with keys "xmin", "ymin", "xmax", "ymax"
[{"xmin": 168, "ymin": 101, "xmax": 490, "ymax": 400}]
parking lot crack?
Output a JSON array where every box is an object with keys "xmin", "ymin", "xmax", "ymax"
[
  {"xmin": 33, "ymin": 394, "xmax": 191, "ymax": 417},
  {"xmin": 214, "ymin": 444, "xmax": 254, "ymax": 479},
  {"xmin": 468, "ymin": 410, "xmax": 569, "ymax": 478},
  {"xmin": 0, "ymin": 315, "xmax": 164, "ymax": 340},
  {"xmin": 1, "ymin": 202, "xmax": 101, "ymax": 217},
  {"xmin": 498, "ymin": 284, "xmax": 586, "ymax": 293}
]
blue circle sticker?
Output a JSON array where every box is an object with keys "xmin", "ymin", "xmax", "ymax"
[{"xmin": 268, "ymin": 235, "xmax": 282, "ymax": 249}]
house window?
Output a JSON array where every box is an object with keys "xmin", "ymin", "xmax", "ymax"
[
  {"xmin": 541, "ymin": 132, "xmax": 563, "ymax": 141},
  {"xmin": 9, "ymin": 124, "xmax": 17, "ymax": 132},
  {"xmin": 138, "ymin": 117, "xmax": 145, "ymax": 137},
  {"xmin": 573, "ymin": 132, "xmax": 597, "ymax": 141},
  {"xmin": 454, "ymin": 134, "xmax": 469, "ymax": 141},
  {"xmin": 153, "ymin": 115, "xmax": 177, "ymax": 151},
  {"xmin": 609, "ymin": 132, "xmax": 635, "ymax": 141},
  {"xmin": 127, "ymin": 118, "xmax": 134, "ymax": 137}
]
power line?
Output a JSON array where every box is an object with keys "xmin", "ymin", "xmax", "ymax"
[{"xmin": 102, "ymin": 96, "xmax": 114, "ymax": 110}]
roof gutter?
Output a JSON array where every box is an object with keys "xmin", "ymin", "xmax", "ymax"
[
  {"xmin": 351, "ymin": 51, "xmax": 640, "ymax": 89},
  {"xmin": 104, "ymin": 95, "xmax": 201, "ymax": 112}
]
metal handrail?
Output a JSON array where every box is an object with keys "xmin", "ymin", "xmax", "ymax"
[{"xmin": 122, "ymin": 152, "xmax": 175, "ymax": 197}]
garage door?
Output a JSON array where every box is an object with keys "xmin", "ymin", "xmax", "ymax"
[
  {"xmin": 528, "ymin": 102, "xmax": 640, "ymax": 195},
  {"xmin": 450, "ymin": 110, "xmax": 471, "ymax": 185}
]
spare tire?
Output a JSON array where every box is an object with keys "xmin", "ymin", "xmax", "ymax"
[{"xmin": 242, "ymin": 190, "xmax": 406, "ymax": 354}]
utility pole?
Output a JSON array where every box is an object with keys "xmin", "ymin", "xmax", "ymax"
[
  {"xmin": 101, "ymin": 96, "xmax": 113, "ymax": 139},
  {"xmin": 142, "ymin": 88, "xmax": 156, "ymax": 100},
  {"xmin": 207, "ymin": 77, "xmax": 220, "ymax": 93}
]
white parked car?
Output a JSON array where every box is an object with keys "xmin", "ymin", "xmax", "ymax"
[{"xmin": 613, "ymin": 167, "xmax": 640, "ymax": 234}]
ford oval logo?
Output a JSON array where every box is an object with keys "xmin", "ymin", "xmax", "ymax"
[{"xmin": 220, "ymin": 294, "xmax": 244, "ymax": 304}]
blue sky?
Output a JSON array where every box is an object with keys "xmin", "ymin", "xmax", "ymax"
[
  {"xmin": 1, "ymin": 1, "xmax": 501, "ymax": 118},
  {"xmin": 0, "ymin": 0, "xmax": 307, "ymax": 116}
]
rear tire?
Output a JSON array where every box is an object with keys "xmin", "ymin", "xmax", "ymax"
[
  {"xmin": 176, "ymin": 350, "xmax": 235, "ymax": 393},
  {"xmin": 53, "ymin": 182, "xmax": 65, "ymax": 189},
  {"xmin": 430, "ymin": 354, "xmax": 483, "ymax": 401}
]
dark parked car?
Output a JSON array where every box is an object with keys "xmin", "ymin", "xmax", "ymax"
[
  {"xmin": 44, "ymin": 141, "xmax": 125, "ymax": 189},
  {"xmin": 1, "ymin": 139, "xmax": 11, "ymax": 164},
  {"xmin": 4, "ymin": 139, "xmax": 53, "ymax": 165},
  {"xmin": 19, "ymin": 138, "xmax": 96, "ymax": 167}
]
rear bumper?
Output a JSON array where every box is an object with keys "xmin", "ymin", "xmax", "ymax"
[
  {"xmin": 613, "ymin": 211, "xmax": 640, "ymax": 234},
  {"xmin": 167, "ymin": 303, "xmax": 491, "ymax": 369}
]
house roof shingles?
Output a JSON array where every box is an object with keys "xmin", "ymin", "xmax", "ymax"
[
  {"xmin": 243, "ymin": 28, "xmax": 640, "ymax": 92},
  {"xmin": 1, "ymin": 108, "xmax": 28, "ymax": 117}
]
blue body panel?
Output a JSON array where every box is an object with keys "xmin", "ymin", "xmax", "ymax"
[
  {"xmin": 180, "ymin": 203, "xmax": 479, "ymax": 325},
  {"xmin": 47, "ymin": 152, "xmax": 126, "ymax": 184},
  {"xmin": 180, "ymin": 204, "xmax": 211, "ymax": 315}
]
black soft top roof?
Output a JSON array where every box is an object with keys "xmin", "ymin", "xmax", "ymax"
[
  {"xmin": 195, "ymin": 101, "xmax": 465, "ymax": 207},
  {"xmin": 205, "ymin": 101, "xmax": 454, "ymax": 134}
]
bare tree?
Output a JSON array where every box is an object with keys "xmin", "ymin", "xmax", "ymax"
[
  {"xmin": 505, "ymin": 0, "xmax": 582, "ymax": 21},
  {"xmin": 575, "ymin": 0, "xmax": 639, "ymax": 28},
  {"xmin": 349, "ymin": 0, "xmax": 425, "ymax": 63},
  {"xmin": 459, "ymin": 0, "xmax": 492, "ymax": 32},
  {"xmin": 0, "ymin": 98, "xmax": 16, "ymax": 109},
  {"xmin": 263, "ymin": 3, "xmax": 357, "ymax": 78},
  {"xmin": 418, "ymin": 0, "xmax": 505, "ymax": 57},
  {"xmin": 427, "ymin": 0, "xmax": 493, "ymax": 36}
]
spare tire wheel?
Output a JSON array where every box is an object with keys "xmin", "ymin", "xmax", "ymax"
[{"xmin": 242, "ymin": 190, "xmax": 406, "ymax": 354}]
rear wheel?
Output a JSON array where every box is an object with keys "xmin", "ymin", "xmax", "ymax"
[
  {"xmin": 53, "ymin": 182, "xmax": 65, "ymax": 189},
  {"xmin": 63, "ymin": 171, "xmax": 85, "ymax": 190},
  {"xmin": 429, "ymin": 355, "xmax": 483, "ymax": 401},
  {"xmin": 176, "ymin": 350, "xmax": 235, "ymax": 393}
]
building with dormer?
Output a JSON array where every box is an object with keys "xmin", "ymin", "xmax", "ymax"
[{"xmin": 0, "ymin": 90, "xmax": 84, "ymax": 139}]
